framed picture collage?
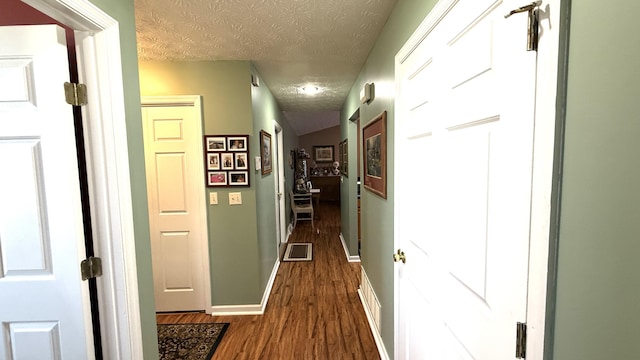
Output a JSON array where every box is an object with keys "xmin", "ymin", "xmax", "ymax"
[{"xmin": 204, "ymin": 135, "xmax": 250, "ymax": 187}]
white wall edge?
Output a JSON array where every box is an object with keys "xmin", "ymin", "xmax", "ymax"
[
  {"xmin": 358, "ymin": 288, "xmax": 390, "ymax": 360},
  {"xmin": 339, "ymin": 233, "xmax": 361, "ymax": 262}
]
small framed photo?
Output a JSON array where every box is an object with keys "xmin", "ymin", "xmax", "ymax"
[
  {"xmin": 229, "ymin": 171, "xmax": 249, "ymax": 186},
  {"xmin": 260, "ymin": 130, "xmax": 272, "ymax": 175},
  {"xmin": 207, "ymin": 153, "xmax": 220, "ymax": 170},
  {"xmin": 207, "ymin": 171, "xmax": 227, "ymax": 186},
  {"xmin": 206, "ymin": 136, "xmax": 226, "ymax": 151},
  {"xmin": 235, "ymin": 153, "xmax": 248, "ymax": 170},
  {"xmin": 314, "ymin": 145, "xmax": 334, "ymax": 163},
  {"xmin": 228, "ymin": 136, "xmax": 247, "ymax": 151},
  {"xmin": 221, "ymin": 153, "xmax": 234, "ymax": 170}
]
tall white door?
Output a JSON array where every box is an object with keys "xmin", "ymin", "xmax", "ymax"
[
  {"xmin": 142, "ymin": 98, "xmax": 209, "ymax": 312},
  {"xmin": 0, "ymin": 25, "xmax": 94, "ymax": 359},
  {"xmin": 395, "ymin": 0, "xmax": 537, "ymax": 358}
]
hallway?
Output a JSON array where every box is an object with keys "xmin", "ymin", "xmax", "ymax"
[{"xmin": 156, "ymin": 203, "xmax": 379, "ymax": 359}]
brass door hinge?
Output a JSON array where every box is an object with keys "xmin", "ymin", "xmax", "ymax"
[
  {"xmin": 505, "ymin": 2, "xmax": 540, "ymax": 51},
  {"xmin": 64, "ymin": 82, "xmax": 88, "ymax": 106},
  {"xmin": 516, "ymin": 322, "xmax": 527, "ymax": 358},
  {"xmin": 81, "ymin": 256, "xmax": 102, "ymax": 280}
]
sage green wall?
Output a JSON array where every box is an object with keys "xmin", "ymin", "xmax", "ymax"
[
  {"xmin": 340, "ymin": 0, "xmax": 437, "ymax": 355},
  {"xmin": 250, "ymin": 67, "xmax": 298, "ymax": 290},
  {"xmin": 552, "ymin": 1, "xmax": 640, "ymax": 358},
  {"xmin": 84, "ymin": 0, "xmax": 158, "ymax": 358},
  {"xmin": 138, "ymin": 60, "xmax": 263, "ymax": 305}
]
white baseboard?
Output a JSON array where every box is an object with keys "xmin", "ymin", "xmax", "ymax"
[
  {"xmin": 339, "ymin": 233, "xmax": 361, "ymax": 262},
  {"xmin": 210, "ymin": 303, "xmax": 264, "ymax": 316},
  {"xmin": 358, "ymin": 287, "xmax": 389, "ymax": 360},
  {"xmin": 210, "ymin": 256, "xmax": 281, "ymax": 316}
]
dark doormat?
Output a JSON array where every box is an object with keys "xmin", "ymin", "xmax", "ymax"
[
  {"xmin": 283, "ymin": 242, "xmax": 313, "ymax": 261},
  {"xmin": 158, "ymin": 323, "xmax": 229, "ymax": 360}
]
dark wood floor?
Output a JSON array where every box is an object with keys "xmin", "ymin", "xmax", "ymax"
[{"xmin": 156, "ymin": 202, "xmax": 380, "ymax": 359}]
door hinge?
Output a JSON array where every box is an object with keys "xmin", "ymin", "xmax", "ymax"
[
  {"xmin": 516, "ymin": 322, "xmax": 527, "ymax": 359},
  {"xmin": 64, "ymin": 82, "xmax": 88, "ymax": 106},
  {"xmin": 80, "ymin": 256, "xmax": 102, "ymax": 280},
  {"xmin": 504, "ymin": 1, "xmax": 540, "ymax": 51}
]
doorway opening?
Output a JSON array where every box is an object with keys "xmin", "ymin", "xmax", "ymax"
[{"xmin": 274, "ymin": 121, "xmax": 288, "ymax": 255}]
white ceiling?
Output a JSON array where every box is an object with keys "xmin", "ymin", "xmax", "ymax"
[{"xmin": 134, "ymin": 0, "xmax": 398, "ymax": 135}]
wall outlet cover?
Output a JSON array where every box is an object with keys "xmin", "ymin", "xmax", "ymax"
[{"xmin": 229, "ymin": 192, "xmax": 242, "ymax": 205}]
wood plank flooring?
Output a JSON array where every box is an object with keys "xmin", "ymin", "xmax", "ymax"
[{"xmin": 156, "ymin": 202, "xmax": 380, "ymax": 360}]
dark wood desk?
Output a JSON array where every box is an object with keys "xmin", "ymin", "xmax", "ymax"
[{"xmin": 310, "ymin": 175, "xmax": 340, "ymax": 203}]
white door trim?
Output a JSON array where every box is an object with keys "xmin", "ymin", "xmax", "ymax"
[
  {"xmin": 273, "ymin": 120, "xmax": 287, "ymax": 247},
  {"xmin": 141, "ymin": 95, "xmax": 212, "ymax": 313},
  {"xmin": 393, "ymin": 0, "xmax": 562, "ymax": 358},
  {"xmin": 525, "ymin": 1, "xmax": 564, "ymax": 357},
  {"xmin": 23, "ymin": 0, "xmax": 144, "ymax": 359}
]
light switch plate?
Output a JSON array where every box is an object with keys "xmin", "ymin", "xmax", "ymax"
[
  {"xmin": 229, "ymin": 192, "xmax": 242, "ymax": 205},
  {"xmin": 209, "ymin": 192, "xmax": 218, "ymax": 205}
]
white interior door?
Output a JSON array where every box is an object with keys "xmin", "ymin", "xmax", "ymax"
[
  {"xmin": 395, "ymin": 0, "xmax": 537, "ymax": 358},
  {"xmin": 0, "ymin": 24, "xmax": 94, "ymax": 359},
  {"xmin": 142, "ymin": 97, "xmax": 209, "ymax": 312}
]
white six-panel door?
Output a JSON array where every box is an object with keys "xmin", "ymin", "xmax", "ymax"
[
  {"xmin": 142, "ymin": 98, "xmax": 209, "ymax": 312},
  {"xmin": 395, "ymin": 0, "xmax": 537, "ymax": 358},
  {"xmin": 0, "ymin": 25, "xmax": 94, "ymax": 359}
]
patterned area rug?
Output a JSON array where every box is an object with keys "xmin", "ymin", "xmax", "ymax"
[{"xmin": 158, "ymin": 323, "xmax": 229, "ymax": 360}]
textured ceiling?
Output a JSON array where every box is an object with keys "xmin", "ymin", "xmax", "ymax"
[{"xmin": 134, "ymin": 0, "xmax": 398, "ymax": 134}]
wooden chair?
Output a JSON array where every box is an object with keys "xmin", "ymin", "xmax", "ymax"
[{"xmin": 290, "ymin": 191, "xmax": 314, "ymax": 230}]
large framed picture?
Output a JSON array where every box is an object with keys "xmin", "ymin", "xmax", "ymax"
[
  {"xmin": 203, "ymin": 134, "xmax": 250, "ymax": 187},
  {"xmin": 339, "ymin": 139, "xmax": 348, "ymax": 176},
  {"xmin": 313, "ymin": 145, "xmax": 334, "ymax": 163},
  {"xmin": 260, "ymin": 130, "xmax": 272, "ymax": 175},
  {"xmin": 362, "ymin": 111, "xmax": 387, "ymax": 198}
]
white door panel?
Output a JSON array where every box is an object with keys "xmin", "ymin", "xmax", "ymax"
[
  {"xmin": 0, "ymin": 25, "xmax": 92, "ymax": 359},
  {"xmin": 396, "ymin": 0, "xmax": 536, "ymax": 358},
  {"xmin": 142, "ymin": 100, "xmax": 208, "ymax": 312}
]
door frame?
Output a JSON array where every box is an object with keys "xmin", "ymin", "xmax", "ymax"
[
  {"xmin": 273, "ymin": 120, "xmax": 288, "ymax": 247},
  {"xmin": 24, "ymin": 0, "xmax": 144, "ymax": 358},
  {"xmin": 393, "ymin": 0, "xmax": 564, "ymax": 358},
  {"xmin": 141, "ymin": 95, "xmax": 212, "ymax": 313}
]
